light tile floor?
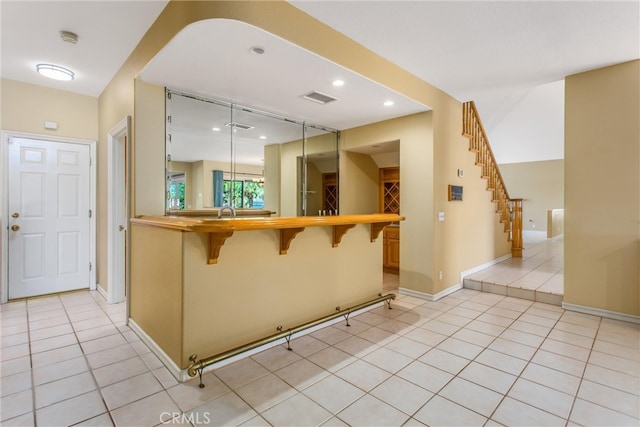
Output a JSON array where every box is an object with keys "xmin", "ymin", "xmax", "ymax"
[
  {"xmin": 2, "ymin": 284, "xmax": 639, "ymax": 426},
  {"xmin": 463, "ymin": 233, "xmax": 564, "ymax": 305}
]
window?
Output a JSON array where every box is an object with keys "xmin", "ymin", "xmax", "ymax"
[
  {"xmin": 167, "ymin": 171, "xmax": 186, "ymax": 210},
  {"xmin": 223, "ymin": 179, "xmax": 264, "ymax": 209}
]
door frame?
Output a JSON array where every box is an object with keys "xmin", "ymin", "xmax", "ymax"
[
  {"xmin": 1, "ymin": 131, "xmax": 97, "ymax": 304},
  {"xmin": 106, "ymin": 117, "xmax": 130, "ymax": 304}
]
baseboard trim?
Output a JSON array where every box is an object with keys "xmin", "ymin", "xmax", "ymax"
[
  {"xmin": 460, "ymin": 254, "xmax": 512, "ymax": 282},
  {"xmin": 562, "ymin": 303, "xmax": 640, "ymax": 325},
  {"xmin": 127, "ymin": 301, "xmax": 385, "ymax": 382},
  {"xmin": 399, "ymin": 283, "xmax": 463, "ymax": 302},
  {"xmin": 96, "ymin": 284, "xmax": 108, "ymax": 301},
  {"xmin": 128, "ymin": 319, "xmax": 185, "ymax": 382}
]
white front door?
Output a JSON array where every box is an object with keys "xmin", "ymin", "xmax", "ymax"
[{"xmin": 7, "ymin": 136, "xmax": 92, "ymax": 299}]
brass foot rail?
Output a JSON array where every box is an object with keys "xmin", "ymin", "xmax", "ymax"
[{"xmin": 187, "ymin": 293, "xmax": 396, "ymax": 387}]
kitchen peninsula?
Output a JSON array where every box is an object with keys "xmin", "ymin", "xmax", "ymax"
[{"xmin": 129, "ymin": 213, "xmax": 404, "ymax": 380}]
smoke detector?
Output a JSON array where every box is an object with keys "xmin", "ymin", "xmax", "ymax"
[{"xmin": 60, "ymin": 31, "xmax": 78, "ymax": 44}]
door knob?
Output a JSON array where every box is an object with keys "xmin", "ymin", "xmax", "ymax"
[
  {"xmin": 11, "ymin": 225, "xmax": 20, "ymax": 231},
  {"xmin": 119, "ymin": 225, "xmax": 125, "ymax": 231},
  {"xmin": 11, "ymin": 212, "xmax": 19, "ymax": 218}
]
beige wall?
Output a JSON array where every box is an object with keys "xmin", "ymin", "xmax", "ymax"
[
  {"xmin": 263, "ymin": 144, "xmax": 281, "ymax": 213},
  {"xmin": 565, "ymin": 60, "xmax": 639, "ymax": 316},
  {"xmin": 1, "ymin": 79, "xmax": 98, "ymax": 140},
  {"xmin": 130, "ymin": 225, "xmax": 183, "ymax": 364},
  {"xmin": 181, "ymin": 225, "xmax": 381, "ymax": 367},
  {"xmin": 306, "ymin": 162, "xmax": 323, "ymax": 215},
  {"xmin": 133, "ymin": 80, "xmax": 166, "ymax": 216},
  {"xmin": 500, "ymin": 160, "xmax": 564, "ymax": 232},
  {"xmin": 339, "ymin": 151, "xmax": 380, "ymax": 215},
  {"xmin": 341, "ymin": 112, "xmax": 511, "ymax": 295}
]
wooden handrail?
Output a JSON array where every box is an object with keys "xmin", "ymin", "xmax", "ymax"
[{"xmin": 463, "ymin": 101, "xmax": 523, "ymax": 257}]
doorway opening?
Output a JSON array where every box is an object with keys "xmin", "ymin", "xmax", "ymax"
[{"xmin": 107, "ymin": 117, "xmax": 130, "ymax": 304}]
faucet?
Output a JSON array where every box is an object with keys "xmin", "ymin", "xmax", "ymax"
[{"xmin": 218, "ymin": 205, "xmax": 236, "ymax": 218}]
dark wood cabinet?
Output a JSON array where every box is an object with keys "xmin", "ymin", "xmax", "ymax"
[{"xmin": 380, "ymin": 167, "xmax": 400, "ymax": 272}]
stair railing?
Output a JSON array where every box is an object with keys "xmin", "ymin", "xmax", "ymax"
[{"xmin": 462, "ymin": 101, "xmax": 523, "ymax": 257}]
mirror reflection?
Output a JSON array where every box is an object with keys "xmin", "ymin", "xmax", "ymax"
[{"xmin": 165, "ymin": 90, "xmax": 338, "ymax": 217}]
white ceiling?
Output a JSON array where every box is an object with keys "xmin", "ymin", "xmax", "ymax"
[
  {"xmin": 139, "ymin": 18, "xmax": 429, "ymax": 131},
  {"xmin": 2, "ymin": 1, "xmax": 638, "ymax": 163},
  {"xmin": 0, "ymin": 0, "xmax": 168, "ymax": 97}
]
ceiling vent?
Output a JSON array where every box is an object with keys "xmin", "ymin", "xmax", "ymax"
[
  {"xmin": 302, "ymin": 91, "xmax": 338, "ymax": 105},
  {"xmin": 225, "ymin": 122, "xmax": 254, "ymax": 130}
]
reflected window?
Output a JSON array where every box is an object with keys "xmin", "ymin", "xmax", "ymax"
[
  {"xmin": 223, "ymin": 178, "xmax": 264, "ymax": 209},
  {"xmin": 167, "ymin": 171, "xmax": 185, "ymax": 210}
]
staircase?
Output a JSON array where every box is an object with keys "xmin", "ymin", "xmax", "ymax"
[{"xmin": 462, "ymin": 101, "xmax": 523, "ymax": 257}]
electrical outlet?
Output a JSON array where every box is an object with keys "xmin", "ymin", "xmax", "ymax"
[{"xmin": 438, "ymin": 271, "xmax": 443, "ymax": 280}]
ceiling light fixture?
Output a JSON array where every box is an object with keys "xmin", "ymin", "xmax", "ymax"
[
  {"xmin": 384, "ymin": 100, "xmax": 394, "ymax": 107},
  {"xmin": 212, "ymin": 127, "xmax": 221, "ymax": 132},
  {"xmin": 259, "ymin": 135, "xmax": 267, "ymax": 140},
  {"xmin": 332, "ymin": 80, "xmax": 345, "ymax": 87},
  {"xmin": 250, "ymin": 46, "xmax": 265, "ymax": 55},
  {"xmin": 36, "ymin": 64, "xmax": 75, "ymax": 81}
]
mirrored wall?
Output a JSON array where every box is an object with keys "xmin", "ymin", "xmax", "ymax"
[{"xmin": 165, "ymin": 90, "xmax": 339, "ymax": 217}]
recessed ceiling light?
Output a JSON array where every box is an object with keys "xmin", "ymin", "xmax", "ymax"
[
  {"xmin": 36, "ymin": 64, "xmax": 74, "ymax": 81},
  {"xmin": 384, "ymin": 100, "xmax": 394, "ymax": 107},
  {"xmin": 250, "ymin": 46, "xmax": 266, "ymax": 55},
  {"xmin": 259, "ymin": 135, "xmax": 267, "ymax": 140},
  {"xmin": 212, "ymin": 127, "xmax": 221, "ymax": 132},
  {"xmin": 332, "ymin": 80, "xmax": 345, "ymax": 87}
]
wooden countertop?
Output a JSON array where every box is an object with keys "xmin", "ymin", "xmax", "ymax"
[
  {"xmin": 131, "ymin": 214, "xmax": 405, "ymax": 264},
  {"xmin": 165, "ymin": 209, "xmax": 276, "ymax": 217}
]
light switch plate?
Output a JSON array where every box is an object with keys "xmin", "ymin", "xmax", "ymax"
[{"xmin": 438, "ymin": 211, "xmax": 445, "ymax": 222}]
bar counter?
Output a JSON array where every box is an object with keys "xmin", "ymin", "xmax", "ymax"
[
  {"xmin": 131, "ymin": 213, "xmax": 404, "ymax": 263},
  {"xmin": 129, "ymin": 213, "xmax": 405, "ymax": 379}
]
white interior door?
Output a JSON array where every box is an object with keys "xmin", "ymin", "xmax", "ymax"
[{"xmin": 8, "ymin": 137, "xmax": 91, "ymax": 299}]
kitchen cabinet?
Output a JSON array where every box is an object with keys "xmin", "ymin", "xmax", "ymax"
[
  {"xmin": 380, "ymin": 167, "xmax": 400, "ymax": 272},
  {"xmin": 383, "ymin": 226, "xmax": 400, "ymax": 271}
]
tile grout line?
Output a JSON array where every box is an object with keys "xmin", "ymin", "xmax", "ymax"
[
  {"xmin": 25, "ymin": 298, "xmax": 37, "ymax": 426},
  {"xmin": 564, "ymin": 315, "xmax": 602, "ymax": 427},
  {"xmin": 68, "ymin": 293, "xmax": 119, "ymax": 427},
  {"xmin": 482, "ymin": 298, "xmax": 566, "ymax": 425}
]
